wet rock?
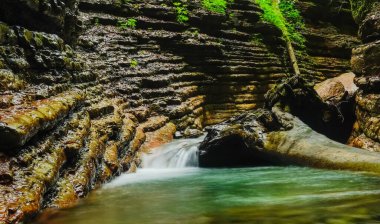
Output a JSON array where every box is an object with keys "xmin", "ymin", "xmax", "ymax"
[
  {"xmin": 359, "ymin": 3, "xmax": 380, "ymax": 42},
  {"xmin": 0, "ymin": 0, "xmax": 365, "ymax": 222},
  {"xmin": 174, "ymin": 131, "xmax": 183, "ymax": 139},
  {"xmin": 0, "ymin": 155, "xmax": 13, "ymax": 185},
  {"xmin": 200, "ymin": 107, "xmax": 380, "ymax": 173},
  {"xmin": 351, "ymin": 40, "xmax": 380, "ymax": 77},
  {"xmin": 0, "ymin": 0, "xmax": 80, "ymax": 43},
  {"xmin": 349, "ymin": 0, "xmax": 380, "ymax": 152},
  {"xmin": 0, "ymin": 92, "xmax": 84, "ymax": 149},
  {"xmin": 140, "ymin": 122, "xmax": 176, "ymax": 153},
  {"xmin": 265, "ymin": 75, "xmax": 355, "ymax": 142},
  {"xmin": 0, "ymin": 91, "xmax": 84, "ymax": 152},
  {"xmin": 199, "ymin": 108, "xmax": 288, "ymax": 167},
  {"xmin": 183, "ymin": 128, "xmax": 204, "ymax": 138}
]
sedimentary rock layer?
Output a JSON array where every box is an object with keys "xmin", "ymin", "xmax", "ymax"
[
  {"xmin": 0, "ymin": 0, "xmax": 361, "ymax": 222},
  {"xmin": 348, "ymin": 2, "xmax": 380, "ymax": 152}
]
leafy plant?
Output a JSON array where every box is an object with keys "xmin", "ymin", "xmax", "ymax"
[
  {"xmin": 173, "ymin": 1, "xmax": 189, "ymax": 23},
  {"xmin": 130, "ymin": 59, "xmax": 138, "ymax": 68},
  {"xmin": 202, "ymin": 0, "xmax": 233, "ymax": 14},
  {"xmin": 254, "ymin": 0, "xmax": 305, "ymax": 47},
  {"xmin": 279, "ymin": 0, "xmax": 305, "ymax": 47},
  {"xmin": 117, "ymin": 18, "xmax": 137, "ymax": 29}
]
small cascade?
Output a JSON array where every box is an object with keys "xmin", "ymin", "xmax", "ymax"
[{"xmin": 142, "ymin": 135, "xmax": 205, "ymax": 168}]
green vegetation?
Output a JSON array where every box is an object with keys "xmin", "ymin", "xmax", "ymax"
[
  {"xmin": 117, "ymin": 18, "xmax": 137, "ymax": 29},
  {"xmin": 349, "ymin": 0, "xmax": 377, "ymax": 23},
  {"xmin": 202, "ymin": 0, "xmax": 233, "ymax": 14},
  {"xmin": 130, "ymin": 59, "xmax": 138, "ymax": 68},
  {"xmin": 173, "ymin": 1, "xmax": 189, "ymax": 23},
  {"xmin": 185, "ymin": 28, "xmax": 200, "ymax": 38},
  {"xmin": 254, "ymin": 0, "xmax": 305, "ymax": 47}
]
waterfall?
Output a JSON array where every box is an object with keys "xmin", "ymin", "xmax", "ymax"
[{"xmin": 142, "ymin": 135, "xmax": 205, "ymax": 168}]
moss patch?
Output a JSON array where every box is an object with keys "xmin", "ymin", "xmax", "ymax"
[
  {"xmin": 254, "ymin": 0, "xmax": 305, "ymax": 47},
  {"xmin": 350, "ymin": 0, "xmax": 377, "ymax": 23}
]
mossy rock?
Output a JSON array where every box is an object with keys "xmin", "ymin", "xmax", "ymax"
[{"xmin": 350, "ymin": 0, "xmax": 378, "ymax": 23}]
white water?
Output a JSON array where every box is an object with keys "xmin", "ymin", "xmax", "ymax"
[
  {"xmin": 141, "ymin": 135, "xmax": 205, "ymax": 168},
  {"xmin": 104, "ymin": 135, "xmax": 204, "ymax": 188}
]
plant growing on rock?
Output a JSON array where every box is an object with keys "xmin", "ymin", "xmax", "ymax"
[
  {"xmin": 254, "ymin": 0, "xmax": 306, "ymax": 76},
  {"xmin": 117, "ymin": 18, "xmax": 137, "ymax": 29},
  {"xmin": 130, "ymin": 59, "xmax": 138, "ymax": 68},
  {"xmin": 202, "ymin": 0, "xmax": 233, "ymax": 14},
  {"xmin": 254, "ymin": 0, "xmax": 305, "ymax": 46},
  {"xmin": 173, "ymin": 1, "xmax": 189, "ymax": 23}
]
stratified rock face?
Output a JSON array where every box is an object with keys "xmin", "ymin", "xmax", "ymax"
[
  {"xmin": 348, "ymin": 2, "xmax": 380, "ymax": 152},
  {"xmin": 0, "ymin": 0, "xmax": 360, "ymax": 222},
  {"xmin": 296, "ymin": 0, "xmax": 360, "ymax": 79},
  {"xmin": 0, "ymin": 0, "xmax": 80, "ymax": 43}
]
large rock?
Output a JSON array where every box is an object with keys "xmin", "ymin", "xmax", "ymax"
[
  {"xmin": 199, "ymin": 107, "xmax": 380, "ymax": 173},
  {"xmin": 265, "ymin": 75, "xmax": 355, "ymax": 142},
  {"xmin": 314, "ymin": 72, "xmax": 358, "ymax": 103}
]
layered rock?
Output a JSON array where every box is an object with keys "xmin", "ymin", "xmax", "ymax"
[
  {"xmin": 0, "ymin": 0, "xmax": 80, "ymax": 43},
  {"xmin": 296, "ymin": 0, "xmax": 360, "ymax": 79},
  {"xmin": 348, "ymin": 2, "xmax": 380, "ymax": 152},
  {"xmin": 0, "ymin": 0, "xmax": 361, "ymax": 222}
]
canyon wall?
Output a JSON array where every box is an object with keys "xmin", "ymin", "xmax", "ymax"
[
  {"xmin": 0, "ymin": 0, "xmax": 360, "ymax": 222},
  {"xmin": 349, "ymin": 1, "xmax": 380, "ymax": 151}
]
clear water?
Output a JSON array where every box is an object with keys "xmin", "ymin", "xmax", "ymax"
[{"xmin": 35, "ymin": 138, "xmax": 380, "ymax": 224}]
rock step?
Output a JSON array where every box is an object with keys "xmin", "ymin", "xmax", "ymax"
[{"xmin": 0, "ymin": 91, "xmax": 85, "ymax": 151}]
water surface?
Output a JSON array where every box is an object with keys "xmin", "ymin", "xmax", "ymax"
[
  {"xmin": 35, "ymin": 166, "xmax": 380, "ymax": 224},
  {"xmin": 35, "ymin": 137, "xmax": 380, "ymax": 224}
]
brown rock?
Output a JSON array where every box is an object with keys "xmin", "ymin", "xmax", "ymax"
[
  {"xmin": 314, "ymin": 72, "xmax": 358, "ymax": 103},
  {"xmin": 0, "ymin": 155, "xmax": 12, "ymax": 185}
]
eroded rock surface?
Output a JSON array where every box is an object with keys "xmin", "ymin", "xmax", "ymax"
[
  {"xmin": 199, "ymin": 107, "xmax": 380, "ymax": 173},
  {"xmin": 0, "ymin": 0, "xmax": 363, "ymax": 222},
  {"xmin": 265, "ymin": 75, "xmax": 356, "ymax": 143},
  {"xmin": 348, "ymin": 2, "xmax": 380, "ymax": 152}
]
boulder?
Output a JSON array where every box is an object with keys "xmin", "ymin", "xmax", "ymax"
[
  {"xmin": 199, "ymin": 107, "xmax": 380, "ymax": 173},
  {"xmin": 265, "ymin": 75, "xmax": 355, "ymax": 142},
  {"xmin": 314, "ymin": 72, "xmax": 358, "ymax": 103}
]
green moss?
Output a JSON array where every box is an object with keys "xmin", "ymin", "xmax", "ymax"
[
  {"xmin": 254, "ymin": 0, "xmax": 305, "ymax": 47},
  {"xmin": 349, "ymin": 0, "xmax": 377, "ymax": 23},
  {"xmin": 0, "ymin": 23, "xmax": 10, "ymax": 44},
  {"xmin": 202, "ymin": 0, "xmax": 233, "ymax": 14}
]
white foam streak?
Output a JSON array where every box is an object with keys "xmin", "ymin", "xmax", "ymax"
[{"xmin": 142, "ymin": 136, "xmax": 204, "ymax": 168}]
